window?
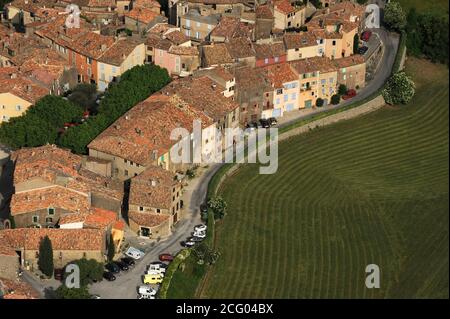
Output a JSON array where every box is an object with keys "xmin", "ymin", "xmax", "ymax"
[
  {"xmin": 16, "ymin": 105, "xmax": 21, "ymax": 111},
  {"xmin": 185, "ymin": 19, "xmax": 191, "ymax": 27},
  {"xmin": 156, "ymin": 209, "xmax": 161, "ymax": 213},
  {"xmin": 291, "ymin": 93, "xmax": 297, "ymax": 100},
  {"xmin": 332, "ymin": 40, "xmax": 336, "ymax": 46},
  {"xmin": 87, "ymin": 57, "xmax": 92, "ymax": 64},
  {"xmin": 48, "ymin": 207, "xmax": 55, "ymax": 215},
  {"xmin": 329, "ymin": 77, "xmax": 334, "ymax": 83},
  {"xmin": 264, "ymin": 58, "xmax": 269, "ymax": 64},
  {"xmin": 295, "ymin": 48, "xmax": 300, "ymax": 52},
  {"xmin": 196, "ymin": 22, "xmax": 200, "ymax": 27},
  {"xmin": 274, "ymin": 57, "xmax": 279, "ymax": 63},
  {"xmin": 276, "ymin": 98, "xmax": 280, "ymax": 105},
  {"xmin": 112, "ymin": 66, "xmax": 117, "ymax": 74},
  {"xmin": 321, "ymin": 79, "xmax": 326, "ymax": 85},
  {"xmin": 195, "ymin": 32, "xmax": 200, "ymax": 39},
  {"xmin": 124, "ymin": 159, "xmax": 127, "ymax": 164},
  {"xmin": 139, "ymin": 206, "xmax": 144, "ymax": 211},
  {"xmin": 343, "ymin": 75, "xmax": 347, "ymax": 80},
  {"xmin": 311, "ymin": 92, "xmax": 315, "ymax": 96},
  {"xmin": 100, "ymin": 64, "xmax": 104, "ymax": 71},
  {"xmin": 276, "ymin": 88, "xmax": 283, "ymax": 95},
  {"xmin": 32, "ymin": 215, "xmax": 39, "ymax": 223},
  {"xmin": 46, "ymin": 217, "xmax": 53, "ymax": 223},
  {"xmin": 124, "ymin": 170, "xmax": 129, "ymax": 176},
  {"xmin": 284, "ymin": 94, "xmax": 288, "ymax": 102}
]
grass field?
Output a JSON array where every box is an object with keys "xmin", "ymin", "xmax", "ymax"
[
  {"xmin": 198, "ymin": 58, "xmax": 449, "ymax": 299},
  {"xmin": 397, "ymin": 0, "xmax": 449, "ymax": 16}
]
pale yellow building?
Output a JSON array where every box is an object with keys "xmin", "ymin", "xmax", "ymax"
[
  {"xmin": 273, "ymin": 0, "xmax": 306, "ymax": 30},
  {"xmin": 97, "ymin": 39, "xmax": 146, "ymax": 92},
  {"xmin": 0, "ymin": 75, "xmax": 49, "ymax": 123}
]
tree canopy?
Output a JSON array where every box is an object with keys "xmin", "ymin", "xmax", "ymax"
[
  {"xmin": 384, "ymin": 2, "xmax": 407, "ymax": 31},
  {"xmin": 382, "ymin": 71, "xmax": 415, "ymax": 105},
  {"xmin": 38, "ymin": 236, "xmax": 54, "ymax": 277}
]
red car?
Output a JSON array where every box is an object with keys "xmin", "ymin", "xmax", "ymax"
[
  {"xmin": 159, "ymin": 253, "xmax": 174, "ymax": 262},
  {"xmin": 342, "ymin": 89, "xmax": 357, "ymax": 100},
  {"xmin": 361, "ymin": 31, "xmax": 372, "ymax": 42}
]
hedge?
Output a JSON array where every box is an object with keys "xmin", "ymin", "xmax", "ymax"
[{"xmin": 157, "ymin": 249, "xmax": 191, "ymax": 299}]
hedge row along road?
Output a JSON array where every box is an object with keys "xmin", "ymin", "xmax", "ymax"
[{"xmin": 198, "ymin": 58, "xmax": 449, "ymax": 299}]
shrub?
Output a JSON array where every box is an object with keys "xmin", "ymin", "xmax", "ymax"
[
  {"xmin": 316, "ymin": 98, "xmax": 324, "ymax": 107},
  {"xmin": 384, "ymin": 1, "xmax": 407, "ymax": 31},
  {"xmin": 331, "ymin": 94, "xmax": 341, "ymax": 105},
  {"xmin": 38, "ymin": 236, "xmax": 54, "ymax": 277},
  {"xmin": 382, "ymin": 71, "xmax": 415, "ymax": 105},
  {"xmin": 208, "ymin": 196, "xmax": 227, "ymax": 220},
  {"xmin": 338, "ymin": 84, "xmax": 348, "ymax": 96}
]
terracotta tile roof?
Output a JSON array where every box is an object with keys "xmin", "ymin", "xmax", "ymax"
[
  {"xmin": 161, "ymin": 76, "xmax": 240, "ymax": 120},
  {"xmin": 283, "ymin": 32, "xmax": 318, "ymax": 49},
  {"xmin": 69, "ymin": 32, "xmax": 115, "ymax": 59},
  {"xmin": 10, "ymin": 186, "xmax": 91, "ymax": 216},
  {"xmin": 0, "ymin": 76, "xmax": 49, "ymax": 104},
  {"xmin": 129, "ymin": 165, "xmax": 179, "ymax": 209},
  {"xmin": 133, "ymin": 0, "xmax": 161, "ymax": 9},
  {"xmin": 128, "ymin": 211, "xmax": 170, "ymax": 228},
  {"xmin": 6, "ymin": 0, "xmax": 57, "ymax": 13},
  {"xmin": 0, "ymin": 279, "xmax": 40, "ymax": 299},
  {"xmin": 10, "ymin": 145, "xmax": 123, "ymax": 214},
  {"xmin": 254, "ymin": 42, "xmax": 286, "ymax": 59},
  {"xmin": 256, "ymin": 4, "xmax": 273, "ymax": 19},
  {"xmin": 261, "ymin": 63, "xmax": 298, "ymax": 88},
  {"xmin": 0, "ymin": 228, "xmax": 105, "ymax": 251},
  {"xmin": 148, "ymin": 23, "xmax": 175, "ymax": 35},
  {"xmin": 59, "ymin": 207, "xmax": 119, "ymax": 229},
  {"xmin": 124, "ymin": 7, "xmax": 161, "ymax": 24},
  {"xmin": 88, "ymin": 94, "xmax": 214, "ymax": 165},
  {"xmin": 332, "ymin": 54, "xmax": 365, "ymax": 68},
  {"xmin": 98, "ymin": 38, "xmax": 143, "ymax": 66},
  {"xmin": 232, "ymin": 65, "xmax": 272, "ymax": 91},
  {"xmin": 274, "ymin": 0, "xmax": 303, "ymax": 15},
  {"xmin": 85, "ymin": 0, "xmax": 116, "ymax": 7},
  {"xmin": 289, "ymin": 56, "xmax": 337, "ymax": 74},
  {"xmin": 225, "ymin": 37, "xmax": 255, "ymax": 59},
  {"xmin": 202, "ymin": 43, "xmax": 233, "ymax": 66},
  {"xmin": 194, "ymin": 66, "xmax": 235, "ymax": 83},
  {"xmin": 168, "ymin": 45, "xmax": 199, "ymax": 56},
  {"xmin": 164, "ymin": 30, "xmax": 190, "ymax": 45},
  {"xmin": 210, "ymin": 17, "xmax": 254, "ymax": 40}
]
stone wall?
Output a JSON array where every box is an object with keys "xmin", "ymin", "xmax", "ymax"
[{"xmin": 0, "ymin": 254, "xmax": 19, "ymax": 280}]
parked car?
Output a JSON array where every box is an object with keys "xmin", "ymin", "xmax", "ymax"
[
  {"xmin": 103, "ymin": 271, "xmax": 116, "ymax": 281},
  {"xmin": 138, "ymin": 285, "xmax": 157, "ymax": 296},
  {"xmin": 54, "ymin": 268, "xmax": 64, "ymax": 281},
  {"xmin": 149, "ymin": 261, "xmax": 168, "ymax": 269},
  {"xmin": 358, "ymin": 46, "xmax": 369, "ymax": 55},
  {"xmin": 143, "ymin": 274, "xmax": 164, "ymax": 285},
  {"xmin": 361, "ymin": 31, "xmax": 372, "ymax": 42},
  {"xmin": 192, "ymin": 230, "xmax": 206, "ymax": 239},
  {"xmin": 147, "ymin": 264, "xmax": 166, "ymax": 274},
  {"xmin": 259, "ymin": 119, "xmax": 270, "ymax": 128},
  {"xmin": 268, "ymin": 117, "xmax": 278, "ymax": 126},
  {"xmin": 113, "ymin": 261, "xmax": 129, "ymax": 271},
  {"xmin": 194, "ymin": 224, "xmax": 207, "ymax": 232},
  {"xmin": 200, "ymin": 203, "xmax": 208, "ymax": 213},
  {"xmin": 91, "ymin": 294, "xmax": 101, "ymax": 299},
  {"xmin": 121, "ymin": 257, "xmax": 136, "ymax": 267},
  {"xmin": 342, "ymin": 89, "xmax": 357, "ymax": 100},
  {"xmin": 158, "ymin": 253, "xmax": 174, "ymax": 262},
  {"xmin": 187, "ymin": 236, "xmax": 204, "ymax": 243},
  {"xmin": 105, "ymin": 262, "xmax": 120, "ymax": 273},
  {"xmin": 181, "ymin": 240, "xmax": 196, "ymax": 247},
  {"xmin": 125, "ymin": 247, "xmax": 145, "ymax": 260},
  {"xmin": 138, "ymin": 294, "xmax": 155, "ymax": 299}
]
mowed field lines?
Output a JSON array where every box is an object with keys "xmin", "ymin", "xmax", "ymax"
[{"xmin": 199, "ymin": 59, "xmax": 449, "ymax": 299}]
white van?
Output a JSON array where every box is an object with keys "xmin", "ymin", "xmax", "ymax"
[
  {"xmin": 138, "ymin": 285, "xmax": 156, "ymax": 296},
  {"xmin": 147, "ymin": 264, "xmax": 166, "ymax": 274},
  {"xmin": 125, "ymin": 247, "xmax": 145, "ymax": 260}
]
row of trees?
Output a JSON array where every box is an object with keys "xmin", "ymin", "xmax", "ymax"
[
  {"xmin": 0, "ymin": 96, "xmax": 83, "ymax": 148},
  {"xmin": 0, "ymin": 65, "xmax": 171, "ymax": 153},
  {"xmin": 58, "ymin": 64, "xmax": 171, "ymax": 154},
  {"xmin": 384, "ymin": 1, "xmax": 449, "ymax": 65}
]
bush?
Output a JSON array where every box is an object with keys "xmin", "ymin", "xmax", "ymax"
[
  {"xmin": 55, "ymin": 285, "xmax": 91, "ymax": 299},
  {"xmin": 208, "ymin": 196, "xmax": 227, "ymax": 220},
  {"xmin": 382, "ymin": 71, "xmax": 415, "ymax": 105},
  {"xmin": 316, "ymin": 98, "xmax": 324, "ymax": 107},
  {"xmin": 331, "ymin": 94, "xmax": 341, "ymax": 105},
  {"xmin": 338, "ymin": 84, "xmax": 348, "ymax": 96},
  {"xmin": 158, "ymin": 249, "xmax": 191, "ymax": 299},
  {"xmin": 64, "ymin": 258, "xmax": 104, "ymax": 286},
  {"xmin": 384, "ymin": 1, "xmax": 407, "ymax": 31}
]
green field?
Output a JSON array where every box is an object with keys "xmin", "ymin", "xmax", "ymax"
[
  {"xmin": 397, "ymin": 0, "xmax": 449, "ymax": 16},
  {"xmin": 198, "ymin": 58, "xmax": 449, "ymax": 299}
]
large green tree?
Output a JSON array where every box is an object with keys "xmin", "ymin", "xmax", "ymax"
[
  {"xmin": 64, "ymin": 258, "xmax": 104, "ymax": 286},
  {"xmin": 38, "ymin": 236, "xmax": 54, "ymax": 277},
  {"xmin": 55, "ymin": 285, "xmax": 91, "ymax": 299},
  {"xmin": 384, "ymin": 1, "xmax": 407, "ymax": 31},
  {"xmin": 208, "ymin": 197, "xmax": 228, "ymax": 220},
  {"xmin": 382, "ymin": 71, "xmax": 415, "ymax": 105}
]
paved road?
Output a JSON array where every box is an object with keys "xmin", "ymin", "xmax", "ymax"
[{"xmin": 89, "ymin": 164, "xmax": 224, "ymax": 299}]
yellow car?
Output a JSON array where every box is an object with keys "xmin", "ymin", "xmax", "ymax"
[{"xmin": 143, "ymin": 274, "xmax": 163, "ymax": 284}]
